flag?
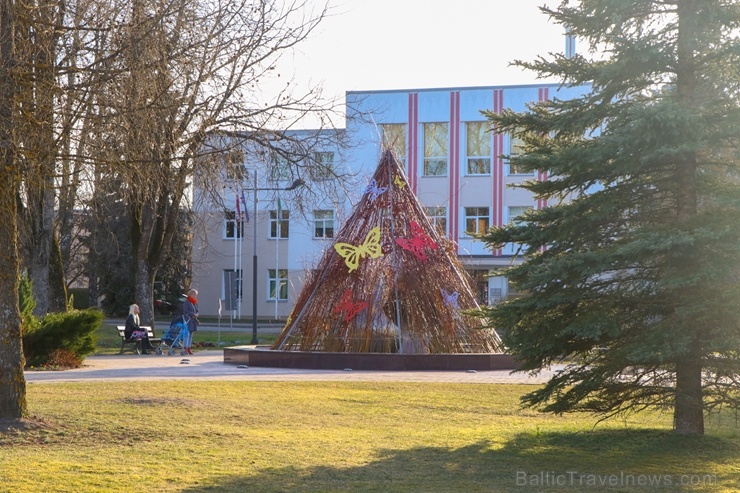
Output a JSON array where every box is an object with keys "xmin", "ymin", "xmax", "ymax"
[
  {"xmin": 277, "ymin": 197, "xmax": 282, "ymax": 223},
  {"xmin": 235, "ymin": 194, "xmax": 241, "ymax": 221},
  {"xmin": 241, "ymin": 189, "xmax": 249, "ymax": 223}
]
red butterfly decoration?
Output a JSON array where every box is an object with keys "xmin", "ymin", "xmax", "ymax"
[
  {"xmin": 395, "ymin": 221, "xmax": 438, "ymax": 262},
  {"xmin": 333, "ymin": 289, "xmax": 369, "ymax": 323}
]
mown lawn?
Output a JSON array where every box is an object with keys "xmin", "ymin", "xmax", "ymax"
[{"xmin": 2, "ymin": 382, "xmax": 738, "ymax": 492}]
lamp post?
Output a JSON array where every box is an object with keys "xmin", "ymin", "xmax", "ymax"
[{"xmin": 250, "ymin": 170, "xmax": 305, "ymax": 344}]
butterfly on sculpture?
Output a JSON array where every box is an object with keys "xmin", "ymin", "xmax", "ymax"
[
  {"xmin": 395, "ymin": 221, "xmax": 438, "ymax": 262},
  {"xmin": 394, "ymin": 176, "xmax": 406, "ymax": 189},
  {"xmin": 364, "ymin": 178, "xmax": 388, "ymax": 202},
  {"xmin": 441, "ymin": 289, "xmax": 459, "ymax": 309},
  {"xmin": 334, "ymin": 226, "xmax": 384, "ymax": 273},
  {"xmin": 333, "ymin": 289, "xmax": 369, "ymax": 323}
]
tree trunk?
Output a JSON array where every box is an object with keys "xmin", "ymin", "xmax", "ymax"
[
  {"xmin": 0, "ymin": 0, "xmax": 28, "ymax": 419},
  {"xmin": 674, "ymin": 356, "xmax": 704, "ymax": 435},
  {"xmin": 672, "ymin": 0, "xmax": 703, "ymax": 435},
  {"xmin": 49, "ymin": 232, "xmax": 68, "ymax": 311},
  {"xmin": 27, "ymin": 0, "xmax": 58, "ymax": 316},
  {"xmin": 134, "ymin": 259, "xmax": 156, "ymax": 328},
  {"xmin": 28, "ymin": 191, "xmax": 53, "ymax": 315},
  {"xmin": 131, "ymin": 200, "xmax": 158, "ymax": 328}
]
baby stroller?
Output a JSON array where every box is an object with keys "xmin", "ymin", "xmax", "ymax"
[{"xmin": 159, "ymin": 314, "xmax": 191, "ymax": 356}]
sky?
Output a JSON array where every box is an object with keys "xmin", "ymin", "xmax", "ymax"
[{"xmin": 275, "ymin": 0, "xmax": 570, "ymax": 108}]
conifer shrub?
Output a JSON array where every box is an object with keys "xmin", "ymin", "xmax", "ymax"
[
  {"xmin": 20, "ymin": 276, "xmax": 104, "ymax": 367},
  {"xmin": 23, "ymin": 310, "xmax": 103, "ymax": 367}
]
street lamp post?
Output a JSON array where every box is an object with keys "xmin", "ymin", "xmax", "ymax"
[{"xmin": 250, "ymin": 170, "xmax": 305, "ymax": 344}]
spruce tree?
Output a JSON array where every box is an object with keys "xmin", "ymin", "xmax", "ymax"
[{"xmin": 480, "ymin": 0, "xmax": 740, "ymax": 435}]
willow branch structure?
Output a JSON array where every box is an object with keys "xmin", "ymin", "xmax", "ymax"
[{"xmin": 273, "ymin": 150, "xmax": 502, "ymax": 354}]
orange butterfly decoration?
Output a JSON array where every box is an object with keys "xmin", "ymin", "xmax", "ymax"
[
  {"xmin": 334, "ymin": 226, "xmax": 384, "ymax": 273},
  {"xmin": 395, "ymin": 221, "xmax": 438, "ymax": 262},
  {"xmin": 333, "ymin": 289, "xmax": 368, "ymax": 323}
]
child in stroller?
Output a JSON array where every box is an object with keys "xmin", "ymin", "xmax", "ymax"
[{"xmin": 159, "ymin": 314, "xmax": 192, "ymax": 356}]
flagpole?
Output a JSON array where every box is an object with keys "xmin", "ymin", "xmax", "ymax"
[
  {"xmin": 238, "ymin": 195, "xmax": 243, "ymax": 320},
  {"xmin": 275, "ymin": 194, "xmax": 280, "ymax": 319},
  {"xmin": 233, "ymin": 190, "xmax": 239, "ymax": 324},
  {"xmin": 250, "ymin": 173, "xmax": 305, "ymax": 345},
  {"xmin": 240, "ymin": 187, "xmax": 249, "ymax": 321},
  {"xmin": 217, "ymin": 298, "xmax": 222, "ymax": 345}
]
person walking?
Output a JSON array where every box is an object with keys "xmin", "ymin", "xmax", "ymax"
[
  {"xmin": 182, "ymin": 289, "xmax": 199, "ymax": 355},
  {"xmin": 125, "ymin": 304, "xmax": 155, "ymax": 355}
]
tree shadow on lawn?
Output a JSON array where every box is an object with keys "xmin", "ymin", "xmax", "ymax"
[{"xmin": 184, "ymin": 429, "xmax": 739, "ymax": 493}]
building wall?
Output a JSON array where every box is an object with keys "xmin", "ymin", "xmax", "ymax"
[
  {"xmin": 191, "ymin": 83, "xmax": 590, "ymax": 317},
  {"xmin": 191, "ymin": 129, "xmax": 350, "ymax": 320}
]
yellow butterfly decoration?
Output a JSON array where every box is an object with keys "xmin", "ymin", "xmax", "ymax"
[
  {"xmin": 394, "ymin": 176, "xmax": 406, "ymax": 188},
  {"xmin": 334, "ymin": 226, "xmax": 384, "ymax": 273}
]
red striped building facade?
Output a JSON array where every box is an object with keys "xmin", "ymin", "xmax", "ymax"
[{"xmin": 345, "ymin": 83, "xmax": 589, "ymax": 303}]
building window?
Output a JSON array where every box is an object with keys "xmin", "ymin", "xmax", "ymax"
[
  {"xmin": 424, "ymin": 207, "xmax": 447, "ymax": 236},
  {"xmin": 507, "ymin": 206, "xmax": 532, "ymax": 225},
  {"xmin": 269, "ymin": 209, "xmax": 289, "ymax": 238},
  {"xmin": 270, "ymin": 154, "xmax": 292, "ymax": 181},
  {"xmin": 223, "ymin": 269, "xmax": 242, "ymax": 309},
  {"xmin": 464, "ymin": 207, "xmax": 490, "ymax": 236},
  {"xmin": 313, "ymin": 210, "xmax": 334, "ymax": 238},
  {"xmin": 381, "ymin": 123, "xmax": 407, "ymax": 165},
  {"xmin": 268, "ymin": 269, "xmax": 288, "ymax": 301},
  {"xmin": 465, "ymin": 122, "xmax": 491, "ymax": 175},
  {"xmin": 489, "ymin": 287, "xmax": 503, "ymax": 304},
  {"xmin": 223, "ymin": 149, "xmax": 245, "ymax": 181},
  {"xmin": 311, "ymin": 151, "xmax": 334, "ymax": 180},
  {"xmin": 423, "ymin": 122, "xmax": 448, "ymax": 176},
  {"xmin": 508, "ymin": 130, "xmax": 532, "ymax": 175},
  {"xmin": 224, "ymin": 210, "xmax": 243, "ymax": 239}
]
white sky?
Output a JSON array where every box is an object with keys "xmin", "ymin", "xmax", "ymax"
[{"xmin": 277, "ymin": 0, "xmax": 569, "ymax": 104}]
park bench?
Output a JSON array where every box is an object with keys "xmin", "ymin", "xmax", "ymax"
[{"xmin": 116, "ymin": 326, "xmax": 162, "ymax": 354}]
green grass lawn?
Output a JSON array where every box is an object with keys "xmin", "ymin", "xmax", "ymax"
[{"xmin": 2, "ymin": 382, "xmax": 739, "ymax": 492}]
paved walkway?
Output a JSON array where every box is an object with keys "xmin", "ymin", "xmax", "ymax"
[{"xmin": 25, "ymin": 350, "xmax": 561, "ymax": 385}]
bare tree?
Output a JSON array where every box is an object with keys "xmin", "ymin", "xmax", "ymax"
[
  {"xmin": 11, "ymin": 0, "xmax": 61, "ymax": 315},
  {"xmin": 0, "ymin": 0, "xmax": 28, "ymax": 419},
  {"xmin": 98, "ymin": 0, "xmax": 339, "ymax": 326}
]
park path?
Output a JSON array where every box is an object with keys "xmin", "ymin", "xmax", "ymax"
[{"xmin": 25, "ymin": 350, "xmax": 561, "ymax": 385}]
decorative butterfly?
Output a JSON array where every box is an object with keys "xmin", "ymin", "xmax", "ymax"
[
  {"xmin": 395, "ymin": 221, "xmax": 438, "ymax": 262},
  {"xmin": 334, "ymin": 226, "xmax": 384, "ymax": 273},
  {"xmin": 364, "ymin": 178, "xmax": 388, "ymax": 202},
  {"xmin": 394, "ymin": 176, "xmax": 406, "ymax": 189},
  {"xmin": 441, "ymin": 289, "xmax": 459, "ymax": 309},
  {"xmin": 333, "ymin": 289, "xmax": 369, "ymax": 323}
]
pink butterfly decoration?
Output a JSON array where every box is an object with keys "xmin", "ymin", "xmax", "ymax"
[
  {"xmin": 395, "ymin": 221, "xmax": 438, "ymax": 262},
  {"xmin": 333, "ymin": 289, "xmax": 369, "ymax": 323}
]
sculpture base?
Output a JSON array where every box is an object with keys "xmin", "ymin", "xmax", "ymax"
[{"xmin": 223, "ymin": 346, "xmax": 519, "ymax": 371}]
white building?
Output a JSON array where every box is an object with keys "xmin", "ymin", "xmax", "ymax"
[{"xmin": 191, "ymin": 82, "xmax": 590, "ymax": 318}]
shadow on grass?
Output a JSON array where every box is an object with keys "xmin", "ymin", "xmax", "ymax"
[{"xmin": 184, "ymin": 429, "xmax": 739, "ymax": 493}]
